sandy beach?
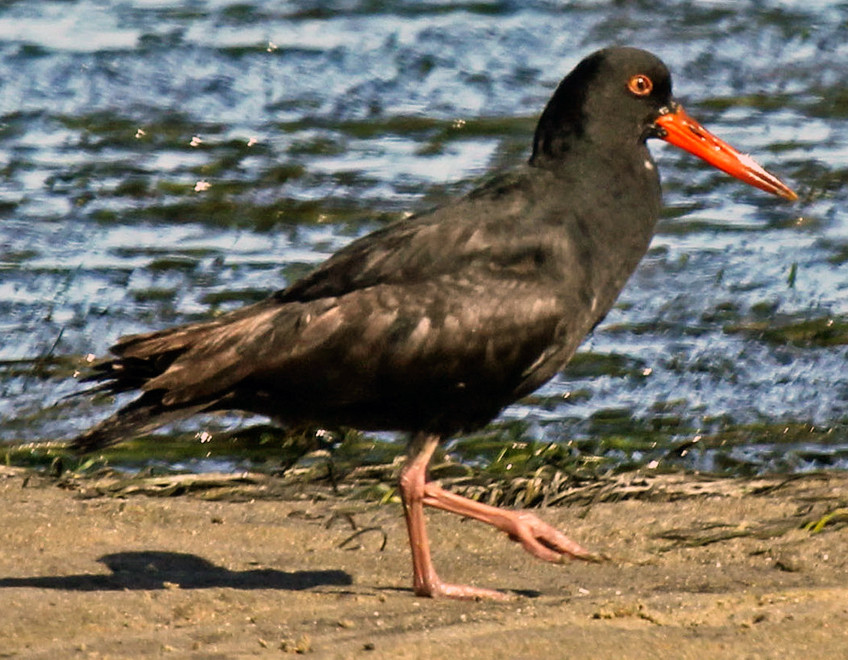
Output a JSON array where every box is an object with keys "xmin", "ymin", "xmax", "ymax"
[{"xmin": 1, "ymin": 466, "xmax": 847, "ymax": 659}]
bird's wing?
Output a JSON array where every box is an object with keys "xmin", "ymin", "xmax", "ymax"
[
  {"xmin": 72, "ymin": 272, "xmax": 574, "ymax": 451},
  {"xmin": 81, "ymin": 166, "xmax": 600, "ymax": 435},
  {"xmin": 278, "ymin": 168, "xmax": 551, "ymax": 303},
  {"xmin": 138, "ymin": 270, "xmax": 577, "ymax": 414}
]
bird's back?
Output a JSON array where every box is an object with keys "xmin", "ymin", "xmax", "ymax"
[{"xmin": 74, "ymin": 141, "xmax": 661, "ymax": 450}]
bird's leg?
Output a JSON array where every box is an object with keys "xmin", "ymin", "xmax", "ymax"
[
  {"xmin": 399, "ymin": 433, "xmax": 511, "ymax": 600},
  {"xmin": 421, "ymin": 482, "xmax": 603, "ymax": 563}
]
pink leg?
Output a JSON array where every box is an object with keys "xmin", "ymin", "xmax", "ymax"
[
  {"xmin": 399, "ymin": 433, "xmax": 510, "ymax": 600},
  {"xmin": 422, "ymin": 482, "xmax": 602, "ymax": 563},
  {"xmin": 398, "ymin": 433, "xmax": 601, "ymax": 600}
]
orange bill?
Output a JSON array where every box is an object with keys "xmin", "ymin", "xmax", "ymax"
[{"xmin": 655, "ymin": 105, "xmax": 797, "ymax": 201}]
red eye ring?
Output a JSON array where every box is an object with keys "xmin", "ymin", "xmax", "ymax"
[{"xmin": 628, "ymin": 74, "xmax": 653, "ymax": 97}]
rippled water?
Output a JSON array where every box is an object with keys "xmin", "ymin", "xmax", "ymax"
[{"xmin": 2, "ymin": 1, "xmax": 847, "ymax": 473}]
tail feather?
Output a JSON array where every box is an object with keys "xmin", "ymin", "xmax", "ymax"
[
  {"xmin": 69, "ymin": 391, "xmax": 213, "ymax": 453},
  {"xmin": 69, "ymin": 317, "xmax": 248, "ymax": 453},
  {"xmin": 69, "ymin": 299, "xmax": 286, "ymax": 452},
  {"xmin": 80, "ymin": 352, "xmax": 185, "ymax": 395}
]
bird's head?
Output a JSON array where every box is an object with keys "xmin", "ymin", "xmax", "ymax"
[{"xmin": 531, "ymin": 46, "xmax": 797, "ymax": 201}]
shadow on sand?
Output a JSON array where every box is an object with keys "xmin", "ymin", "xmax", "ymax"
[{"xmin": 0, "ymin": 551, "xmax": 352, "ymax": 591}]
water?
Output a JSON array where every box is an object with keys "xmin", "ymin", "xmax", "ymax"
[{"xmin": 2, "ymin": 0, "xmax": 847, "ymax": 474}]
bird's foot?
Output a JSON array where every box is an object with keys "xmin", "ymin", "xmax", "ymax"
[
  {"xmin": 504, "ymin": 510, "xmax": 607, "ymax": 564},
  {"xmin": 414, "ymin": 578, "xmax": 513, "ymax": 601},
  {"xmin": 421, "ymin": 482, "xmax": 606, "ymax": 564}
]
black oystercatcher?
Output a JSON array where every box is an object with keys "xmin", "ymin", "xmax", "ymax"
[{"xmin": 70, "ymin": 47, "xmax": 796, "ymax": 599}]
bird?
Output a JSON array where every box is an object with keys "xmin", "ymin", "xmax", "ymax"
[{"xmin": 69, "ymin": 47, "xmax": 797, "ymax": 600}]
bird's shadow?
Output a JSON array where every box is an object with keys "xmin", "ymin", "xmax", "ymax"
[{"xmin": 0, "ymin": 551, "xmax": 352, "ymax": 592}]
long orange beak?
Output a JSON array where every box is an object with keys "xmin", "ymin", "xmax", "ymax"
[{"xmin": 655, "ymin": 105, "xmax": 797, "ymax": 201}]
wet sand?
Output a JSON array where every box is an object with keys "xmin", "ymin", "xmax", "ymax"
[{"xmin": 1, "ymin": 466, "xmax": 847, "ymax": 659}]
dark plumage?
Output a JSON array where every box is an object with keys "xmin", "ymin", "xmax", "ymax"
[{"xmin": 71, "ymin": 47, "xmax": 795, "ymax": 599}]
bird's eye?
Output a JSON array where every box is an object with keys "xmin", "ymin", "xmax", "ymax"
[{"xmin": 627, "ymin": 74, "xmax": 653, "ymax": 97}]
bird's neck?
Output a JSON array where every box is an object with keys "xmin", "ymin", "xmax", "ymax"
[{"xmin": 533, "ymin": 142, "xmax": 662, "ymax": 318}]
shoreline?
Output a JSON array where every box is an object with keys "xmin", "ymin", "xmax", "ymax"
[{"xmin": 1, "ymin": 467, "xmax": 847, "ymax": 658}]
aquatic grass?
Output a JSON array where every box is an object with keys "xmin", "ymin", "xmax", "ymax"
[
  {"xmin": 147, "ymin": 256, "xmax": 200, "ymax": 273},
  {"xmin": 724, "ymin": 315, "xmax": 848, "ymax": 347},
  {"xmin": 698, "ymin": 92, "xmax": 797, "ymax": 113},
  {"xmin": 5, "ymin": 416, "xmax": 846, "ymax": 494},
  {"xmin": 696, "ymin": 421, "xmax": 845, "ymax": 449},
  {"xmin": 561, "ymin": 351, "xmax": 649, "ymax": 379},
  {"xmin": 287, "ymin": 136, "xmax": 349, "ymax": 157},
  {"xmin": 656, "ymin": 216, "xmax": 766, "ymax": 236},
  {"xmin": 601, "ymin": 320, "xmax": 713, "ymax": 338},
  {"xmin": 448, "ymin": 417, "xmax": 675, "ymax": 480},
  {"xmin": 55, "ymin": 112, "xmax": 141, "ymax": 138},
  {"xmin": 809, "ymin": 88, "xmax": 848, "ymax": 120},
  {"xmin": 750, "ymin": 300, "xmax": 780, "ymax": 317},
  {"xmin": 3, "ymin": 427, "xmax": 312, "ymax": 475},
  {"xmin": 109, "ymin": 246, "xmax": 220, "ymax": 259},
  {"xmin": 700, "ymin": 300, "xmax": 741, "ymax": 324},
  {"xmin": 46, "ymin": 161, "xmax": 154, "ymax": 193},
  {"xmin": 787, "ymin": 162, "xmax": 848, "ymax": 201},
  {"xmin": 200, "ymin": 288, "xmax": 273, "ymax": 307},
  {"xmin": 113, "ymin": 176, "xmax": 153, "ymax": 198},
  {"xmin": 3, "ymin": 425, "xmax": 410, "ymax": 484},
  {"xmin": 108, "ymin": 195, "xmax": 371, "ymax": 231},
  {"xmin": 3, "ymin": 442, "xmax": 70, "ymax": 472},
  {"xmin": 55, "ymin": 111, "xmax": 229, "ymax": 151},
  {"xmin": 519, "ymin": 389, "xmax": 592, "ymax": 411},
  {"xmin": 804, "ymin": 508, "xmax": 848, "ymax": 534},
  {"xmin": 816, "ymin": 239, "xmax": 848, "ymax": 266},
  {"xmin": 277, "ymin": 115, "xmax": 535, "ymax": 144},
  {"xmin": 130, "ymin": 287, "xmax": 178, "ymax": 304},
  {"xmin": 0, "ymin": 248, "xmax": 38, "ymax": 265},
  {"xmin": 0, "ymin": 355, "xmax": 82, "ymax": 381}
]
